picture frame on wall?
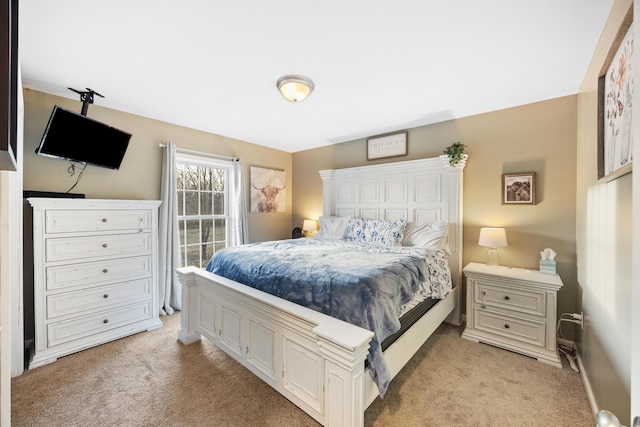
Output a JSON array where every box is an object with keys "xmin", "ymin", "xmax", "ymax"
[
  {"xmin": 250, "ymin": 166, "xmax": 286, "ymax": 213},
  {"xmin": 366, "ymin": 131, "xmax": 407, "ymax": 160},
  {"xmin": 502, "ymin": 172, "xmax": 536, "ymax": 205},
  {"xmin": 598, "ymin": 5, "xmax": 633, "ymax": 182}
]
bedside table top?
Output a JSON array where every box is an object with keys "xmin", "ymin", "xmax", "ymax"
[{"xmin": 463, "ymin": 262, "xmax": 563, "ymax": 287}]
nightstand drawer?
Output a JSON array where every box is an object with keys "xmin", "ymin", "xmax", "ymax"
[
  {"xmin": 475, "ymin": 281, "xmax": 546, "ymax": 317},
  {"xmin": 473, "ymin": 308, "xmax": 546, "ymax": 347}
]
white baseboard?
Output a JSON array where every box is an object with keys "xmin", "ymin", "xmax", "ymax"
[
  {"xmin": 575, "ymin": 347, "xmax": 599, "ymax": 416},
  {"xmin": 558, "ymin": 339, "xmax": 598, "ymax": 417}
]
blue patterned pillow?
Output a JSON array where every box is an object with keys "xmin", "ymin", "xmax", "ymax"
[
  {"xmin": 345, "ymin": 217, "xmax": 366, "ymax": 242},
  {"xmin": 346, "ymin": 218, "xmax": 407, "ymax": 246}
]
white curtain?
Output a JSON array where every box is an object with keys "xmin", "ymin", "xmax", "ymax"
[
  {"xmin": 158, "ymin": 142, "xmax": 180, "ymax": 314},
  {"xmin": 157, "ymin": 146, "xmax": 246, "ymax": 314},
  {"xmin": 230, "ymin": 157, "xmax": 248, "ymax": 246}
]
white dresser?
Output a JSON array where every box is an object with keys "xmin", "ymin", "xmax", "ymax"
[
  {"xmin": 27, "ymin": 198, "xmax": 163, "ymax": 368},
  {"xmin": 461, "ymin": 262, "xmax": 563, "ymax": 368}
]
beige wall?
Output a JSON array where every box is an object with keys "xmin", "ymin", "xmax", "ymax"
[
  {"xmin": 576, "ymin": 0, "xmax": 633, "ymax": 422},
  {"xmin": 23, "ymin": 89, "xmax": 293, "ymax": 243},
  {"xmin": 293, "ymin": 95, "xmax": 578, "ymax": 321}
]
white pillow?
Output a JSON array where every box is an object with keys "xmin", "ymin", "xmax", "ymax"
[
  {"xmin": 315, "ymin": 216, "xmax": 351, "ymax": 240},
  {"xmin": 402, "ymin": 221, "xmax": 449, "ymax": 250}
]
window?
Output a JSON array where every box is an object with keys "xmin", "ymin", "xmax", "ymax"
[{"xmin": 175, "ymin": 153, "xmax": 235, "ymax": 268}]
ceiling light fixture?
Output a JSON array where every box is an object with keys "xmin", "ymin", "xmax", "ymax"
[{"xmin": 276, "ymin": 75, "xmax": 314, "ymax": 102}]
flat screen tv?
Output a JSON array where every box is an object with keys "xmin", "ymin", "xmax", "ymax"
[{"xmin": 35, "ymin": 105, "xmax": 131, "ymax": 170}]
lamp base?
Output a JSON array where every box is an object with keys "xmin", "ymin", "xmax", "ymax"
[{"xmin": 486, "ymin": 247, "xmax": 499, "ymax": 266}]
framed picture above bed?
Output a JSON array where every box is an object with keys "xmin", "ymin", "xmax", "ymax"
[
  {"xmin": 598, "ymin": 4, "xmax": 633, "ymax": 182},
  {"xmin": 502, "ymin": 172, "xmax": 536, "ymax": 205},
  {"xmin": 250, "ymin": 166, "xmax": 286, "ymax": 213},
  {"xmin": 366, "ymin": 131, "xmax": 407, "ymax": 160}
]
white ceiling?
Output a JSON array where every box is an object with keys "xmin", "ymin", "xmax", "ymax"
[{"xmin": 19, "ymin": 1, "xmax": 613, "ymax": 153}]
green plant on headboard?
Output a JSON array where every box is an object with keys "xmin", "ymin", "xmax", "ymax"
[{"xmin": 444, "ymin": 142, "xmax": 467, "ymax": 166}]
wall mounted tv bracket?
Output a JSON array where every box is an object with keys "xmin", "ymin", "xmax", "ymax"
[{"xmin": 68, "ymin": 87, "xmax": 105, "ymax": 116}]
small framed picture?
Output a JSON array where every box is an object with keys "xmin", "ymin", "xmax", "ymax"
[
  {"xmin": 366, "ymin": 131, "xmax": 407, "ymax": 160},
  {"xmin": 502, "ymin": 173, "xmax": 536, "ymax": 205}
]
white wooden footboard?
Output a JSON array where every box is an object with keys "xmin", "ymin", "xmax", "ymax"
[{"xmin": 177, "ymin": 266, "xmax": 375, "ymax": 427}]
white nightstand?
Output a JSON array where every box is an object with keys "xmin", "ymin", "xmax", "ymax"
[{"xmin": 461, "ymin": 262, "xmax": 564, "ymax": 368}]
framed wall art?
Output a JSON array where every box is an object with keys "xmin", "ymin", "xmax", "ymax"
[
  {"xmin": 502, "ymin": 172, "xmax": 536, "ymax": 205},
  {"xmin": 250, "ymin": 166, "xmax": 286, "ymax": 213},
  {"xmin": 366, "ymin": 131, "xmax": 407, "ymax": 160},
  {"xmin": 598, "ymin": 5, "xmax": 633, "ymax": 182}
]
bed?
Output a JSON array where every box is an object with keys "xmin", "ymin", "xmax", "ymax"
[{"xmin": 176, "ymin": 154, "xmax": 466, "ymax": 426}]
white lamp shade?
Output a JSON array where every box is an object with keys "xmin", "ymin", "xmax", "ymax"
[
  {"xmin": 302, "ymin": 219, "xmax": 318, "ymax": 232},
  {"xmin": 478, "ymin": 227, "xmax": 508, "ymax": 248}
]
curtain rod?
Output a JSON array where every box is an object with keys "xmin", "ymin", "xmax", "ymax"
[{"xmin": 158, "ymin": 143, "xmax": 238, "ymax": 162}]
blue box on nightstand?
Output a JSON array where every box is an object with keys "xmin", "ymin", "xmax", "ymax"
[{"xmin": 540, "ymin": 260, "xmax": 556, "ymax": 275}]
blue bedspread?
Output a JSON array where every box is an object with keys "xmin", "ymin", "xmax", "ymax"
[{"xmin": 205, "ymin": 238, "xmax": 452, "ymax": 397}]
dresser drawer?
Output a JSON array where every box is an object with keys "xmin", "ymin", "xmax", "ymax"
[
  {"xmin": 45, "ymin": 209, "xmax": 153, "ymax": 234},
  {"xmin": 45, "ymin": 233, "xmax": 152, "ymax": 263},
  {"xmin": 474, "ymin": 281, "xmax": 546, "ymax": 317},
  {"xmin": 47, "ymin": 301, "xmax": 153, "ymax": 347},
  {"xmin": 473, "ymin": 307, "xmax": 546, "ymax": 347},
  {"xmin": 47, "ymin": 278, "xmax": 153, "ymax": 319},
  {"xmin": 46, "ymin": 255, "xmax": 152, "ymax": 292}
]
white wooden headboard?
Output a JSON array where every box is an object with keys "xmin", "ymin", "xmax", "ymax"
[{"xmin": 318, "ymin": 155, "xmax": 466, "ymax": 291}]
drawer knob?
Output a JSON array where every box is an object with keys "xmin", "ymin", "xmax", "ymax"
[
  {"xmin": 103, "ymin": 319, "xmax": 109, "ymax": 324},
  {"xmin": 504, "ymin": 295, "xmax": 510, "ymax": 301},
  {"xmin": 481, "ymin": 304, "xmax": 486, "ymax": 309},
  {"xmin": 102, "ymin": 268, "xmax": 108, "ymax": 273},
  {"xmin": 504, "ymin": 324, "xmax": 510, "ymax": 329},
  {"xmin": 103, "ymin": 294, "xmax": 109, "ymax": 299},
  {"xmin": 102, "ymin": 218, "xmax": 107, "ymax": 223},
  {"xmin": 102, "ymin": 243, "xmax": 108, "ymax": 248}
]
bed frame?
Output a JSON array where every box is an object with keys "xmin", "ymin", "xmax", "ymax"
[{"xmin": 177, "ymin": 154, "xmax": 466, "ymax": 427}]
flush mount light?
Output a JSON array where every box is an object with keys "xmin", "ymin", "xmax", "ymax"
[{"xmin": 276, "ymin": 75, "xmax": 314, "ymax": 102}]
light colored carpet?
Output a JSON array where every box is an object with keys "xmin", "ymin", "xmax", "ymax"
[{"xmin": 11, "ymin": 314, "xmax": 593, "ymax": 426}]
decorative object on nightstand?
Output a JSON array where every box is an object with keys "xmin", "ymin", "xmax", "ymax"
[
  {"xmin": 539, "ymin": 248, "xmax": 557, "ymax": 274},
  {"xmin": 302, "ymin": 219, "xmax": 318, "ymax": 237},
  {"xmin": 461, "ymin": 262, "xmax": 564, "ymax": 368},
  {"xmin": 478, "ymin": 227, "xmax": 508, "ymax": 265},
  {"xmin": 292, "ymin": 227, "xmax": 302, "ymax": 239}
]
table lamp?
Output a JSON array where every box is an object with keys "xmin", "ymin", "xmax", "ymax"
[
  {"xmin": 478, "ymin": 227, "xmax": 508, "ymax": 266},
  {"xmin": 302, "ymin": 219, "xmax": 318, "ymax": 237}
]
